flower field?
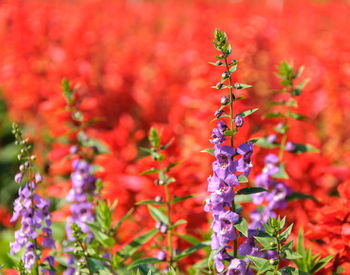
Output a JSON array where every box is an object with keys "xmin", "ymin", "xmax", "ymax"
[{"xmin": 0, "ymin": 0, "xmax": 349, "ymax": 274}]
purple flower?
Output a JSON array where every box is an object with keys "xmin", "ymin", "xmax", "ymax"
[
  {"xmin": 213, "ymin": 248, "xmax": 231, "ymax": 273},
  {"xmin": 236, "ymin": 142, "xmax": 253, "ymax": 177},
  {"xmin": 227, "ymin": 258, "xmax": 247, "ymax": 275},
  {"xmin": 15, "ymin": 173, "xmax": 23, "ymax": 184},
  {"xmin": 213, "ymin": 211, "xmax": 239, "ymax": 246}
]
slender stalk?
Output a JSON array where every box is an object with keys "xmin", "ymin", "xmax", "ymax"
[
  {"xmin": 78, "ymin": 239, "xmax": 94, "ymax": 275},
  {"xmin": 278, "ymin": 83, "xmax": 294, "ymax": 162},
  {"xmin": 273, "ymin": 235, "xmax": 282, "ymax": 274},
  {"xmin": 165, "ymin": 184, "xmax": 173, "ymax": 267},
  {"xmin": 223, "ymin": 53, "xmax": 238, "ymax": 258}
]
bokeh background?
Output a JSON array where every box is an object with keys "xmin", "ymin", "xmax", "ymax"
[{"xmin": 0, "ymin": 0, "xmax": 350, "ymax": 273}]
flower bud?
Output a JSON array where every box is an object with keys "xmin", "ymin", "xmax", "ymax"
[
  {"xmin": 214, "ymin": 110, "xmax": 223, "ymax": 119},
  {"xmin": 156, "ymin": 221, "xmax": 162, "ymax": 229},
  {"xmin": 221, "ymin": 71, "xmax": 229, "ymax": 79},
  {"xmin": 286, "ymin": 141, "xmax": 296, "ymax": 152},
  {"xmin": 267, "ymin": 134, "xmax": 277, "ymax": 144},
  {"xmin": 155, "ymin": 195, "xmax": 162, "ymax": 202},
  {"xmin": 160, "ymin": 224, "xmax": 168, "ymax": 234},
  {"xmin": 233, "ymin": 82, "xmax": 241, "ymax": 89},
  {"xmin": 35, "ymin": 173, "xmax": 43, "ymax": 183},
  {"xmin": 215, "ymin": 60, "xmax": 223, "ymax": 66},
  {"xmin": 216, "ymin": 82, "xmax": 223, "ymax": 89},
  {"xmin": 234, "ymin": 115, "xmax": 244, "ymax": 127},
  {"xmin": 221, "ymin": 96, "xmax": 229, "ymax": 105},
  {"xmin": 19, "ymin": 164, "xmax": 25, "ymax": 171},
  {"xmin": 157, "ymin": 250, "xmax": 166, "ymax": 261}
]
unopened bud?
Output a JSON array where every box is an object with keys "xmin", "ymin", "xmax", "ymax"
[
  {"xmin": 221, "ymin": 96, "xmax": 229, "ymax": 105},
  {"xmin": 155, "ymin": 195, "xmax": 162, "ymax": 202},
  {"xmin": 234, "ymin": 115, "xmax": 244, "ymax": 127},
  {"xmin": 214, "ymin": 110, "xmax": 223, "ymax": 119},
  {"xmin": 160, "ymin": 224, "xmax": 168, "ymax": 234},
  {"xmin": 216, "ymin": 82, "xmax": 223, "ymax": 89},
  {"xmin": 221, "ymin": 71, "xmax": 229, "ymax": 79}
]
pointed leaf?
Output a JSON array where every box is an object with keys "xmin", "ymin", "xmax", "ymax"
[
  {"xmin": 234, "ymin": 217, "xmax": 248, "ymax": 237},
  {"xmin": 236, "ymin": 187, "xmax": 268, "ymax": 195},
  {"xmin": 147, "ymin": 205, "xmax": 168, "ymax": 225}
]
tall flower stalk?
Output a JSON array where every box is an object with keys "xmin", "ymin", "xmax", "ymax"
[
  {"xmin": 204, "ymin": 29, "xmax": 258, "ymax": 274},
  {"xmin": 10, "ymin": 123, "xmax": 55, "ymax": 274}
]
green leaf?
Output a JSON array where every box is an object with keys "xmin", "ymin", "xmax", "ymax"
[
  {"xmin": 254, "ymin": 236, "xmax": 277, "ymax": 251},
  {"xmin": 62, "ymin": 78, "xmax": 74, "ymax": 105},
  {"xmin": 161, "ymin": 137, "xmax": 174, "ymax": 150},
  {"xmin": 286, "ymin": 192, "xmax": 317, "ymax": 202},
  {"xmin": 284, "ymin": 248, "xmax": 302, "ymax": 260},
  {"xmin": 263, "ymin": 111, "xmax": 285, "ymax": 119},
  {"xmin": 272, "ymin": 164, "xmax": 289, "ymax": 179},
  {"xmin": 229, "ymin": 65, "xmax": 237, "ymax": 73},
  {"xmin": 120, "ymin": 229, "xmax": 158, "ymax": 259},
  {"xmin": 234, "ymin": 194, "xmax": 252, "ymax": 203},
  {"xmin": 127, "ymin": 257, "xmax": 163, "ymax": 270},
  {"xmin": 291, "ymin": 79, "xmax": 309, "ymax": 96},
  {"xmin": 274, "ymin": 123, "xmax": 290, "ymax": 134},
  {"xmin": 149, "ymin": 128, "xmax": 160, "ymax": 148},
  {"xmin": 174, "ymin": 243, "xmax": 208, "ymax": 261},
  {"xmin": 224, "ymin": 129, "xmax": 237, "ymax": 136},
  {"xmin": 147, "ymin": 205, "xmax": 168, "ymax": 225},
  {"xmin": 289, "ymin": 112, "xmax": 307, "ymax": 120},
  {"xmin": 234, "ymin": 217, "xmax": 248, "ymax": 237},
  {"xmin": 200, "ymin": 148, "xmax": 215, "ymax": 156},
  {"xmin": 294, "ymin": 65, "xmax": 304, "ymax": 79},
  {"xmin": 165, "ymin": 161, "xmax": 180, "ymax": 172},
  {"xmin": 237, "ymin": 108, "xmax": 259, "ymax": 118},
  {"xmin": 254, "ymin": 137, "xmax": 280, "ymax": 148},
  {"xmin": 87, "ymin": 223, "xmax": 115, "ymax": 248},
  {"xmin": 280, "ymin": 224, "xmax": 293, "ymax": 242},
  {"xmin": 293, "ymin": 143, "xmax": 319, "ymax": 154},
  {"xmin": 140, "ymin": 168, "xmax": 160, "ymax": 176},
  {"xmin": 237, "ymin": 174, "xmax": 248, "ymax": 183},
  {"xmin": 247, "ymin": 255, "xmax": 270, "ymax": 269},
  {"xmin": 135, "ymin": 200, "xmax": 166, "ymax": 205},
  {"xmin": 234, "ymin": 83, "xmax": 252, "ymax": 89},
  {"xmin": 177, "ymin": 234, "xmax": 201, "ymax": 245},
  {"xmin": 236, "ymin": 187, "xmax": 268, "ymax": 195},
  {"xmin": 170, "ymin": 219, "xmax": 187, "ymax": 230},
  {"xmin": 96, "ymin": 201, "xmax": 112, "ymax": 230},
  {"xmin": 266, "ymin": 100, "xmax": 287, "ymax": 107},
  {"xmin": 171, "ymin": 194, "xmax": 198, "ymax": 204},
  {"xmin": 88, "ymin": 258, "xmax": 111, "ymax": 274},
  {"xmin": 208, "ymin": 61, "xmax": 225, "ymax": 67},
  {"xmin": 114, "ymin": 207, "xmax": 134, "ymax": 232},
  {"xmin": 311, "ymin": 255, "xmax": 334, "ymax": 273}
]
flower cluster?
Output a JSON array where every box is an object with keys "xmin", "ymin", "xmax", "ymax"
[
  {"xmin": 250, "ymin": 154, "xmax": 292, "ymax": 229},
  {"xmin": 66, "ymin": 159, "xmax": 96, "ymax": 240},
  {"xmin": 9, "ymin": 124, "xmax": 55, "ymax": 273}
]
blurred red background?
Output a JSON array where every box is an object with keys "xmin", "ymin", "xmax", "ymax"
[{"xmin": 0, "ymin": 0, "xmax": 350, "ymax": 272}]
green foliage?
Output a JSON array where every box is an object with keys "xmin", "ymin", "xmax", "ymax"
[{"xmin": 292, "ymin": 228, "xmax": 334, "ymax": 273}]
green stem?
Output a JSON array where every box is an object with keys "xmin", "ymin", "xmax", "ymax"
[
  {"xmin": 78, "ymin": 239, "xmax": 94, "ymax": 275},
  {"xmin": 165, "ymin": 183, "xmax": 173, "ymax": 267},
  {"xmin": 223, "ymin": 53, "xmax": 238, "ymax": 258},
  {"xmin": 273, "ymin": 234, "xmax": 282, "ymax": 274}
]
